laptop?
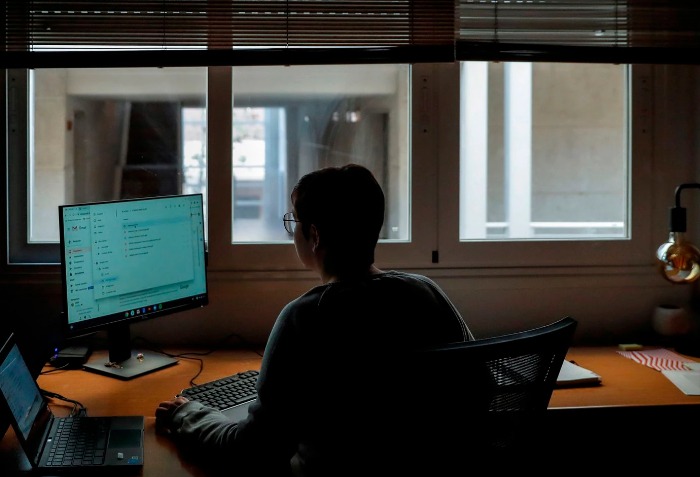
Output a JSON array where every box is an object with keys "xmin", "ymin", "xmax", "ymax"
[{"xmin": 0, "ymin": 333, "xmax": 144, "ymax": 473}]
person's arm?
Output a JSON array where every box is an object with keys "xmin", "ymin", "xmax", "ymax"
[
  {"xmin": 157, "ymin": 398, "xmax": 238, "ymax": 446},
  {"xmin": 154, "ymin": 298, "xmax": 307, "ymax": 473}
]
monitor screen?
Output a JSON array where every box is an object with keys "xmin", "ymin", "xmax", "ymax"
[{"xmin": 58, "ymin": 193, "xmax": 208, "ymax": 379}]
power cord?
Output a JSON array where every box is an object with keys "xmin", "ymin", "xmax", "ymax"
[
  {"xmin": 131, "ymin": 332, "xmax": 264, "ymax": 387},
  {"xmin": 41, "ymin": 363, "xmax": 71, "ymax": 374},
  {"xmin": 40, "ymin": 389, "xmax": 87, "ymax": 417}
]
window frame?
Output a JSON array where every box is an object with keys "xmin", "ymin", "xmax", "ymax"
[
  {"xmin": 206, "ymin": 65, "xmax": 438, "ymax": 272},
  {"xmin": 436, "ymin": 62, "xmax": 654, "ymax": 269},
  {"xmin": 6, "ymin": 70, "xmax": 58, "ymax": 265},
  {"xmin": 5, "ymin": 63, "xmax": 654, "ymax": 273}
]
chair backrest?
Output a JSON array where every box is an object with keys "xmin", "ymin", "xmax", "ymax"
[
  {"xmin": 315, "ymin": 317, "xmax": 576, "ymax": 475},
  {"xmin": 406, "ymin": 316, "xmax": 578, "ymax": 467},
  {"xmin": 424, "ymin": 316, "xmax": 577, "ymax": 409}
]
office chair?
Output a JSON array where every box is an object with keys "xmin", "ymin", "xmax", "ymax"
[
  {"xmin": 298, "ymin": 317, "xmax": 576, "ymax": 476},
  {"xmin": 400, "ymin": 316, "xmax": 578, "ymax": 471}
]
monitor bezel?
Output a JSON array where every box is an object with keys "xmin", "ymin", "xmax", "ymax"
[{"xmin": 58, "ymin": 193, "xmax": 208, "ymax": 348}]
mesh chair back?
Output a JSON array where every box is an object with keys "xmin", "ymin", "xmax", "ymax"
[
  {"xmin": 311, "ymin": 317, "xmax": 576, "ymax": 475},
  {"xmin": 408, "ymin": 316, "xmax": 578, "ymax": 467}
]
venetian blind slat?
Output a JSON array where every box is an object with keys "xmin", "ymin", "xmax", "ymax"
[{"xmin": 5, "ymin": 0, "xmax": 454, "ymax": 51}]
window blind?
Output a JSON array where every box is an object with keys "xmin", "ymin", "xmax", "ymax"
[
  {"xmin": 457, "ymin": 0, "xmax": 700, "ymax": 64},
  {"xmin": 2, "ymin": 0, "xmax": 455, "ymax": 68},
  {"xmin": 4, "ymin": 1, "xmax": 700, "ymax": 67}
]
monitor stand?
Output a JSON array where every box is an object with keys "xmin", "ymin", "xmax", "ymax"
[
  {"xmin": 82, "ymin": 324, "xmax": 178, "ymax": 380},
  {"xmin": 83, "ymin": 350, "xmax": 178, "ymax": 380}
]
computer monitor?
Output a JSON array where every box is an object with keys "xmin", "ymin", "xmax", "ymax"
[{"xmin": 58, "ymin": 193, "xmax": 208, "ymax": 380}]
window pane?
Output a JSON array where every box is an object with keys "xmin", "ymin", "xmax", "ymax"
[
  {"xmin": 227, "ymin": 65, "xmax": 411, "ymax": 244},
  {"xmin": 460, "ymin": 62, "xmax": 628, "ymax": 241},
  {"xmin": 28, "ymin": 67, "xmax": 207, "ymax": 243},
  {"xmin": 20, "ymin": 65, "xmax": 410, "ymax": 261}
]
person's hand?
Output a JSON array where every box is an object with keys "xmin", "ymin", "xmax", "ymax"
[{"xmin": 155, "ymin": 395, "xmax": 190, "ymax": 430}]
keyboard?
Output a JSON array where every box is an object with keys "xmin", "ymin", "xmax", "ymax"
[
  {"xmin": 179, "ymin": 370, "xmax": 259, "ymax": 411},
  {"xmin": 47, "ymin": 417, "xmax": 109, "ymax": 466}
]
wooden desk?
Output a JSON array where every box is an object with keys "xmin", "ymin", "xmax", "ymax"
[
  {"xmin": 2, "ymin": 346, "xmax": 698, "ymax": 475},
  {"xmin": 551, "ymin": 346, "xmax": 700, "ymax": 408}
]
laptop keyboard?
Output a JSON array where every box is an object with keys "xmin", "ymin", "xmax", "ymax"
[
  {"xmin": 179, "ymin": 369, "xmax": 259, "ymax": 411},
  {"xmin": 47, "ymin": 417, "xmax": 109, "ymax": 466}
]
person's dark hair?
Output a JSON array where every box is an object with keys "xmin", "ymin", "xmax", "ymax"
[{"xmin": 291, "ymin": 164, "xmax": 385, "ymax": 279}]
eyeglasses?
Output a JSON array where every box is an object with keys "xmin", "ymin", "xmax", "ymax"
[{"xmin": 283, "ymin": 212, "xmax": 301, "ymax": 234}]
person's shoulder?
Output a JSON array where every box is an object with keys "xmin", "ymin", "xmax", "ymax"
[
  {"xmin": 282, "ymin": 284, "xmax": 329, "ymax": 308},
  {"xmin": 378, "ymin": 270, "xmax": 439, "ymax": 287},
  {"xmin": 376, "ymin": 270, "xmax": 413, "ymax": 279},
  {"xmin": 375, "ymin": 271, "xmax": 452, "ymax": 302},
  {"xmin": 268, "ymin": 284, "xmax": 333, "ymax": 338},
  {"xmin": 277, "ymin": 284, "xmax": 331, "ymax": 321}
]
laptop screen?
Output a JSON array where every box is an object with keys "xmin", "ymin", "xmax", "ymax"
[{"xmin": 0, "ymin": 338, "xmax": 45, "ymax": 441}]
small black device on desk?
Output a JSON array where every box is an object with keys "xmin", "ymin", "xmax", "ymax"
[{"xmin": 49, "ymin": 345, "xmax": 92, "ymax": 369}]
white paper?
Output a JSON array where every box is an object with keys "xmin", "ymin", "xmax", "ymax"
[
  {"xmin": 556, "ymin": 359, "xmax": 602, "ymax": 386},
  {"xmin": 661, "ymin": 369, "xmax": 700, "ymax": 395}
]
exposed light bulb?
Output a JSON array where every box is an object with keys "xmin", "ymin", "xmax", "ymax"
[
  {"xmin": 656, "ymin": 231, "xmax": 700, "ymax": 283},
  {"xmin": 656, "ymin": 184, "xmax": 700, "ymax": 284}
]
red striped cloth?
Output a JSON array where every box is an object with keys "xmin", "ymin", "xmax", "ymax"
[{"xmin": 617, "ymin": 348, "xmax": 694, "ymax": 371}]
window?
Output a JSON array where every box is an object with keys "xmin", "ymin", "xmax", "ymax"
[
  {"xmin": 7, "ymin": 64, "xmax": 414, "ymax": 268},
  {"xmin": 8, "ymin": 67, "xmax": 208, "ymax": 264},
  {"xmin": 460, "ymin": 62, "xmax": 628, "ymax": 241},
  {"xmin": 436, "ymin": 62, "xmax": 652, "ymax": 269},
  {"xmin": 7, "ymin": 62, "xmax": 653, "ymax": 270}
]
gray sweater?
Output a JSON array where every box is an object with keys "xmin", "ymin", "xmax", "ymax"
[{"xmin": 161, "ymin": 271, "xmax": 473, "ymax": 476}]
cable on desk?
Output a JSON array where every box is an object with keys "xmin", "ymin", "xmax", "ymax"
[
  {"xmin": 173, "ymin": 352, "xmax": 206, "ymax": 385},
  {"xmin": 132, "ymin": 333, "xmax": 264, "ymax": 387},
  {"xmin": 40, "ymin": 388, "xmax": 87, "ymax": 417},
  {"xmin": 41, "ymin": 363, "xmax": 71, "ymax": 374}
]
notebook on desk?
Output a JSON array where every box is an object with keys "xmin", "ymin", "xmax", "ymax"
[
  {"xmin": 556, "ymin": 359, "xmax": 602, "ymax": 388},
  {"xmin": 0, "ymin": 333, "xmax": 144, "ymax": 473}
]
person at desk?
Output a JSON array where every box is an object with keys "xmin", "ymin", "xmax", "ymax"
[{"xmin": 155, "ymin": 163, "xmax": 474, "ymax": 476}]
